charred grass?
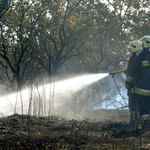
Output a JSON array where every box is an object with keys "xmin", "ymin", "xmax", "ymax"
[{"xmin": 0, "ymin": 111, "xmax": 150, "ymax": 149}]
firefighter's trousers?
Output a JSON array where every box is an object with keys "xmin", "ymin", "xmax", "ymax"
[{"xmin": 136, "ymin": 94, "xmax": 150, "ymax": 116}]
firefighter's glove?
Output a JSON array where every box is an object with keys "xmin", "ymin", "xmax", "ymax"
[{"xmin": 109, "ymin": 73, "xmax": 115, "ymax": 77}]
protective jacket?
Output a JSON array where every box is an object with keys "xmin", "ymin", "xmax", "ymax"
[
  {"xmin": 126, "ymin": 52, "xmax": 139, "ymax": 76},
  {"xmin": 125, "ymin": 52, "xmax": 139, "ymax": 93},
  {"xmin": 126, "ymin": 49, "xmax": 150, "ymax": 96}
]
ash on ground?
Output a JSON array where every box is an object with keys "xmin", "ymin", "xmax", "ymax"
[{"xmin": 0, "ymin": 109, "xmax": 149, "ymax": 150}]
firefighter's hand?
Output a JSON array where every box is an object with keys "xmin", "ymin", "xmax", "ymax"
[{"xmin": 109, "ymin": 73, "xmax": 115, "ymax": 77}]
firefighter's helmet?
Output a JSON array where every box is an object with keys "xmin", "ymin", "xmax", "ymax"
[
  {"xmin": 140, "ymin": 35, "xmax": 150, "ymax": 48},
  {"xmin": 129, "ymin": 40, "xmax": 142, "ymax": 52}
]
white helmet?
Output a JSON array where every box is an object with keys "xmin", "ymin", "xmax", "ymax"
[
  {"xmin": 129, "ymin": 40, "xmax": 142, "ymax": 52},
  {"xmin": 140, "ymin": 35, "xmax": 150, "ymax": 48}
]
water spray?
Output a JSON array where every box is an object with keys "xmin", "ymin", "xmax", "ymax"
[
  {"xmin": 55, "ymin": 73, "xmax": 109, "ymax": 94},
  {"xmin": 0, "ymin": 73, "xmax": 109, "ymax": 117}
]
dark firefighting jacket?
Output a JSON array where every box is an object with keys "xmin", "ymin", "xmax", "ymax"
[
  {"xmin": 125, "ymin": 52, "xmax": 139, "ymax": 94},
  {"xmin": 126, "ymin": 52, "xmax": 139, "ymax": 75},
  {"xmin": 126, "ymin": 49, "xmax": 150, "ymax": 96}
]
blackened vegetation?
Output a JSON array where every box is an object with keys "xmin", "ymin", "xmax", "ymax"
[{"xmin": 0, "ymin": 110, "xmax": 149, "ymax": 149}]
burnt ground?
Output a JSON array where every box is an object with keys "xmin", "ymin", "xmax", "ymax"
[{"xmin": 0, "ymin": 109, "xmax": 150, "ymax": 149}]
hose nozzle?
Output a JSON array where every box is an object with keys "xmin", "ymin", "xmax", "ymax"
[{"xmin": 109, "ymin": 69, "xmax": 126, "ymax": 77}]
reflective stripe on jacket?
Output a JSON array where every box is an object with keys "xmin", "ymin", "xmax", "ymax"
[
  {"xmin": 131, "ymin": 88, "xmax": 134, "ymax": 94},
  {"xmin": 141, "ymin": 114, "xmax": 150, "ymax": 121},
  {"xmin": 135, "ymin": 87, "xmax": 150, "ymax": 96},
  {"xmin": 126, "ymin": 76, "xmax": 133, "ymax": 83},
  {"xmin": 142, "ymin": 60, "xmax": 150, "ymax": 67},
  {"xmin": 127, "ymin": 88, "xmax": 134, "ymax": 95}
]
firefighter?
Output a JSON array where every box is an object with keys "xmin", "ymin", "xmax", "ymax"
[
  {"xmin": 126, "ymin": 35, "xmax": 150, "ymax": 129},
  {"xmin": 125, "ymin": 40, "xmax": 142, "ymax": 126}
]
